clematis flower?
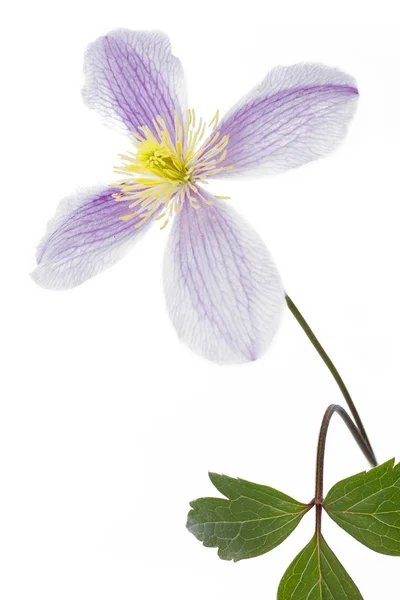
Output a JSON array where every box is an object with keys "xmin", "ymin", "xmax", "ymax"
[{"xmin": 32, "ymin": 29, "xmax": 359, "ymax": 363}]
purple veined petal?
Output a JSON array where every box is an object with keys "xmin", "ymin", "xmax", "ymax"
[
  {"xmin": 32, "ymin": 185, "xmax": 157, "ymax": 290},
  {"xmin": 163, "ymin": 189, "xmax": 285, "ymax": 363},
  {"xmin": 213, "ymin": 63, "xmax": 359, "ymax": 177},
  {"xmin": 82, "ymin": 29, "xmax": 187, "ymax": 138}
]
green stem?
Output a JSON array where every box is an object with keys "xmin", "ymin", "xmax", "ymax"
[
  {"xmin": 285, "ymin": 294, "xmax": 377, "ymax": 467},
  {"xmin": 314, "ymin": 404, "xmax": 375, "ymax": 533}
]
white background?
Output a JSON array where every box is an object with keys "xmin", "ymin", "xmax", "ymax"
[{"xmin": 1, "ymin": 1, "xmax": 400, "ymax": 598}]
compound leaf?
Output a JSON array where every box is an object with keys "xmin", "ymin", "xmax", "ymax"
[
  {"xmin": 187, "ymin": 473, "xmax": 311, "ymax": 561},
  {"xmin": 324, "ymin": 458, "xmax": 400, "ymax": 555},
  {"xmin": 278, "ymin": 533, "xmax": 363, "ymax": 599}
]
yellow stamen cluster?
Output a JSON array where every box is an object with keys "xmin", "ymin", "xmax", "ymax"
[{"xmin": 113, "ymin": 109, "xmax": 234, "ymax": 229}]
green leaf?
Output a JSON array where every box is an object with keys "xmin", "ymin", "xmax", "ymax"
[
  {"xmin": 324, "ymin": 458, "xmax": 400, "ymax": 555},
  {"xmin": 186, "ymin": 473, "xmax": 311, "ymax": 561},
  {"xmin": 278, "ymin": 533, "xmax": 363, "ymax": 599}
]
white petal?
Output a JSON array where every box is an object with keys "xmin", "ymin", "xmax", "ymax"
[
  {"xmin": 32, "ymin": 185, "xmax": 156, "ymax": 290},
  {"xmin": 213, "ymin": 63, "xmax": 359, "ymax": 177},
  {"xmin": 82, "ymin": 29, "xmax": 187, "ymax": 137},
  {"xmin": 163, "ymin": 190, "xmax": 285, "ymax": 363}
]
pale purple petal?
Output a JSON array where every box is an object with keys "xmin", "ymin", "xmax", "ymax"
[
  {"xmin": 32, "ymin": 185, "xmax": 156, "ymax": 289},
  {"xmin": 214, "ymin": 63, "xmax": 359, "ymax": 176},
  {"xmin": 163, "ymin": 190, "xmax": 284, "ymax": 363},
  {"xmin": 82, "ymin": 29, "xmax": 187, "ymax": 137}
]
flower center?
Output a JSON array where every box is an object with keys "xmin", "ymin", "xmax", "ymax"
[
  {"xmin": 113, "ymin": 109, "xmax": 234, "ymax": 229},
  {"xmin": 136, "ymin": 139, "xmax": 189, "ymax": 183}
]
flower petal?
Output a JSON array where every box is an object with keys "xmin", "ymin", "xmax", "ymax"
[
  {"xmin": 163, "ymin": 190, "xmax": 284, "ymax": 363},
  {"xmin": 32, "ymin": 185, "xmax": 156, "ymax": 289},
  {"xmin": 214, "ymin": 63, "xmax": 358, "ymax": 176},
  {"xmin": 82, "ymin": 29, "xmax": 187, "ymax": 137}
]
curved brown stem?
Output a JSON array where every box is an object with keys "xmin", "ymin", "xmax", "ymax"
[{"xmin": 314, "ymin": 404, "xmax": 376, "ymax": 533}]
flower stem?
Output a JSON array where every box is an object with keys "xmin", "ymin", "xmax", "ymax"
[
  {"xmin": 285, "ymin": 293, "xmax": 377, "ymax": 466},
  {"xmin": 314, "ymin": 404, "xmax": 376, "ymax": 533}
]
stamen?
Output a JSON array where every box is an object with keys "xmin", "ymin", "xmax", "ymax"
[
  {"xmin": 113, "ymin": 108, "xmax": 234, "ymax": 229},
  {"xmin": 208, "ymin": 109, "xmax": 220, "ymax": 130}
]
